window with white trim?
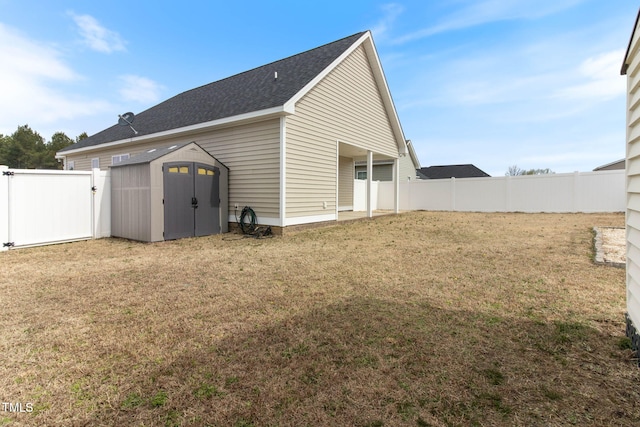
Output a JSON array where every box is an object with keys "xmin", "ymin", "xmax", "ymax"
[
  {"xmin": 356, "ymin": 171, "xmax": 367, "ymax": 180},
  {"xmin": 67, "ymin": 160, "xmax": 75, "ymax": 170},
  {"xmin": 112, "ymin": 154, "xmax": 130, "ymax": 165},
  {"xmin": 91, "ymin": 158, "xmax": 100, "ymax": 169}
]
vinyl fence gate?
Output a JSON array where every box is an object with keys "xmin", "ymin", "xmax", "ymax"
[{"xmin": 0, "ymin": 166, "xmax": 110, "ymax": 250}]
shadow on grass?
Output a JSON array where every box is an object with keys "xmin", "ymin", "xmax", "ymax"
[{"xmin": 25, "ymin": 297, "xmax": 640, "ymax": 426}]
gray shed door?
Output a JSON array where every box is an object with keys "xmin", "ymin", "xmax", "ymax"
[
  {"xmin": 194, "ymin": 163, "xmax": 220, "ymax": 237},
  {"xmin": 163, "ymin": 162, "xmax": 220, "ymax": 240}
]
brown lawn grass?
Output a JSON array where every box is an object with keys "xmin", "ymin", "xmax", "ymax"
[{"xmin": 0, "ymin": 211, "xmax": 637, "ymax": 426}]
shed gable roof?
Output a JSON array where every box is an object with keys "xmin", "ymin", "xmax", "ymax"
[
  {"xmin": 61, "ymin": 31, "xmax": 405, "ymax": 155},
  {"xmin": 110, "ymin": 142, "xmax": 193, "ymax": 167}
]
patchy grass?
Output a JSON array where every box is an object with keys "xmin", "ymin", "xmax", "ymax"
[{"xmin": 1, "ymin": 211, "xmax": 638, "ymax": 426}]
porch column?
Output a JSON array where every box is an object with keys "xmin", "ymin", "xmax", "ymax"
[
  {"xmin": 393, "ymin": 157, "xmax": 399, "ymax": 214},
  {"xmin": 367, "ymin": 150, "xmax": 373, "ymax": 218}
]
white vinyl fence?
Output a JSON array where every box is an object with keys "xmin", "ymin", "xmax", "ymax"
[
  {"xmin": 0, "ymin": 166, "xmax": 110, "ymax": 250},
  {"xmin": 355, "ymin": 170, "xmax": 625, "ymax": 213}
]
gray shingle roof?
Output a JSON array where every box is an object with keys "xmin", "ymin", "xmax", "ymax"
[
  {"xmin": 60, "ymin": 32, "xmax": 366, "ymax": 153},
  {"xmin": 417, "ymin": 164, "xmax": 491, "ymax": 179}
]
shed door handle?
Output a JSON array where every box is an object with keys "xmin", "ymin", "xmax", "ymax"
[{"xmin": 192, "ymin": 197, "xmax": 198, "ymax": 208}]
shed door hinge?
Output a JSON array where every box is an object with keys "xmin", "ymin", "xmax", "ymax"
[
  {"xmin": 3, "ymin": 242, "xmax": 15, "ymax": 248},
  {"xmin": 2, "ymin": 171, "xmax": 14, "ymax": 176}
]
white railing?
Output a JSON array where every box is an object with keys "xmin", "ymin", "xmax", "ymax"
[
  {"xmin": 0, "ymin": 166, "xmax": 110, "ymax": 250},
  {"xmin": 355, "ymin": 170, "xmax": 625, "ymax": 213}
]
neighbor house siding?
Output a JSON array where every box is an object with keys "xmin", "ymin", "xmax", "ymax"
[
  {"xmin": 64, "ymin": 119, "xmax": 281, "ymax": 221},
  {"xmin": 355, "ymin": 164, "xmax": 392, "ymax": 181},
  {"xmin": 627, "ymin": 17, "xmax": 640, "ymax": 335},
  {"xmin": 286, "ymin": 45, "xmax": 399, "ymax": 219},
  {"xmin": 399, "ymin": 154, "xmax": 418, "ymax": 181},
  {"xmin": 338, "ymin": 156, "xmax": 354, "ymax": 210}
]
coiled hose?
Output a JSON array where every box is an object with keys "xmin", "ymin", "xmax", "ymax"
[{"xmin": 238, "ymin": 206, "xmax": 257, "ymax": 234}]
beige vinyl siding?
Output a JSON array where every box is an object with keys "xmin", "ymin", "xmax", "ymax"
[
  {"xmin": 197, "ymin": 120, "xmax": 280, "ymax": 219},
  {"xmin": 338, "ymin": 156, "xmax": 354, "ymax": 209},
  {"xmin": 65, "ymin": 118, "xmax": 281, "ymax": 220},
  {"xmin": 286, "ymin": 45, "xmax": 399, "ymax": 218},
  {"xmin": 627, "ymin": 18, "xmax": 640, "ymax": 332},
  {"xmin": 399, "ymin": 154, "xmax": 418, "ymax": 181}
]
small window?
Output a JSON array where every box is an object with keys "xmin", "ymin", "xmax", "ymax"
[
  {"xmin": 357, "ymin": 171, "xmax": 367, "ymax": 180},
  {"xmin": 91, "ymin": 158, "xmax": 100, "ymax": 169},
  {"xmin": 168, "ymin": 167, "xmax": 179, "ymax": 173},
  {"xmin": 67, "ymin": 160, "xmax": 75, "ymax": 171},
  {"xmin": 179, "ymin": 166, "xmax": 189, "ymax": 174},
  {"xmin": 198, "ymin": 168, "xmax": 216, "ymax": 176},
  {"xmin": 112, "ymin": 154, "xmax": 130, "ymax": 165}
]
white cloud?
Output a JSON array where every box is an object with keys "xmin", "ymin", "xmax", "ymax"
[
  {"xmin": 371, "ymin": 3, "xmax": 404, "ymax": 41},
  {"xmin": 554, "ymin": 50, "xmax": 626, "ymax": 101},
  {"xmin": 0, "ymin": 23, "xmax": 111, "ymax": 136},
  {"xmin": 118, "ymin": 75, "xmax": 164, "ymax": 104},
  {"xmin": 391, "ymin": 0, "xmax": 585, "ymax": 44},
  {"xmin": 69, "ymin": 12, "xmax": 126, "ymax": 53}
]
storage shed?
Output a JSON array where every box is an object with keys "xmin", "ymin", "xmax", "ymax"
[{"xmin": 110, "ymin": 142, "xmax": 228, "ymax": 242}]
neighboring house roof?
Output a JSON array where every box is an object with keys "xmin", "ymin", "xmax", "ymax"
[
  {"xmin": 622, "ymin": 7, "xmax": 640, "ymax": 75},
  {"xmin": 417, "ymin": 164, "xmax": 491, "ymax": 179},
  {"xmin": 58, "ymin": 31, "xmax": 407, "ymax": 157},
  {"xmin": 593, "ymin": 159, "xmax": 625, "ymax": 171}
]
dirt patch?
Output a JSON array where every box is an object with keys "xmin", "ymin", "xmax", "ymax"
[{"xmin": 1, "ymin": 212, "xmax": 636, "ymax": 426}]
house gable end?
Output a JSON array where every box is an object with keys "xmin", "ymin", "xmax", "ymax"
[
  {"xmin": 284, "ymin": 42, "xmax": 402, "ymax": 220},
  {"xmin": 285, "ymin": 31, "xmax": 406, "ymax": 155}
]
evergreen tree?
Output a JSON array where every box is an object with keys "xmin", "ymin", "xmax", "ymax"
[{"xmin": 0, "ymin": 125, "xmax": 80, "ymax": 169}]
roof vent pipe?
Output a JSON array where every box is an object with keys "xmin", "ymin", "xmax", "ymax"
[{"xmin": 274, "ymin": 71, "xmax": 278, "ymax": 79}]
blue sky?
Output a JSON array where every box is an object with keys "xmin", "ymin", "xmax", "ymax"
[{"xmin": 0, "ymin": 0, "xmax": 636, "ymax": 175}]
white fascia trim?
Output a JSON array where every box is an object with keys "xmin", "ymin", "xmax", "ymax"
[
  {"xmin": 283, "ymin": 213, "xmax": 337, "ymax": 226},
  {"xmin": 361, "ymin": 34, "xmax": 407, "ymax": 155},
  {"xmin": 58, "ymin": 105, "xmax": 293, "ymax": 157},
  {"xmin": 406, "ymin": 139, "xmax": 421, "ymax": 169},
  {"xmin": 227, "ymin": 215, "xmax": 281, "ymax": 227},
  {"xmin": 279, "ymin": 116, "xmax": 287, "ymax": 227}
]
